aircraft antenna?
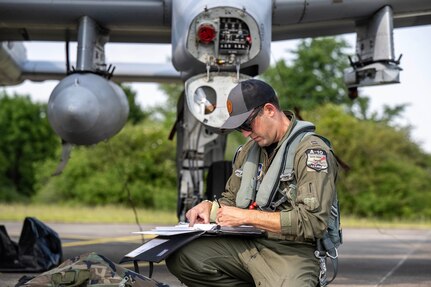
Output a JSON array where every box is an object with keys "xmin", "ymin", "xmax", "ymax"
[{"xmin": 65, "ymin": 29, "xmax": 71, "ymax": 74}]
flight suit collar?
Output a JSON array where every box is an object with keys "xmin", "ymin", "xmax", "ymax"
[{"xmin": 264, "ymin": 110, "xmax": 297, "ymax": 162}]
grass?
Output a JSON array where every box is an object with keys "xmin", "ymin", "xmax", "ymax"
[
  {"xmin": 341, "ymin": 216, "xmax": 431, "ymax": 229},
  {"xmin": 0, "ymin": 203, "xmax": 178, "ymax": 225},
  {"xmin": 1, "ymin": 203, "xmax": 431, "ymax": 229}
]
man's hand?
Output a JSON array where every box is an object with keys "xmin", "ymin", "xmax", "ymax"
[
  {"xmin": 186, "ymin": 200, "xmax": 212, "ymax": 226},
  {"xmin": 216, "ymin": 206, "xmax": 247, "ymax": 226},
  {"xmin": 216, "ymin": 206, "xmax": 282, "ymax": 233}
]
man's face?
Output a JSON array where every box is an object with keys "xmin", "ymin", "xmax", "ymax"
[{"xmin": 238, "ymin": 105, "xmax": 277, "ymax": 147}]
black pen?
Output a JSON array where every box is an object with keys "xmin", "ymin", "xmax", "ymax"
[{"xmin": 214, "ymin": 195, "xmax": 221, "ymax": 208}]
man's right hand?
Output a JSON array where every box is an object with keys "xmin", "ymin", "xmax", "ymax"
[{"xmin": 186, "ymin": 200, "xmax": 212, "ymax": 226}]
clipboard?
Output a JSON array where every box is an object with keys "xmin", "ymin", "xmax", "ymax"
[
  {"xmin": 120, "ymin": 225, "xmax": 265, "ymax": 264},
  {"xmin": 120, "ymin": 230, "xmax": 205, "ymax": 264},
  {"xmin": 205, "ymin": 225, "xmax": 265, "ymax": 236}
]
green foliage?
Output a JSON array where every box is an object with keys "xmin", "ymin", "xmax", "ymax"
[
  {"xmin": 349, "ymin": 95, "xmax": 408, "ymax": 125},
  {"xmin": 3, "ymin": 37, "xmax": 429, "ymax": 223},
  {"xmin": 0, "ymin": 92, "xmax": 58, "ymax": 199},
  {"xmin": 34, "ymin": 121, "xmax": 177, "ymax": 210},
  {"xmin": 225, "ymin": 132, "xmax": 247, "ymax": 161},
  {"xmin": 302, "ymin": 104, "xmax": 431, "ymax": 219},
  {"xmin": 120, "ymin": 84, "xmax": 148, "ymax": 124},
  {"xmin": 158, "ymin": 83, "xmax": 183, "ymax": 111},
  {"xmin": 154, "ymin": 83, "xmax": 183, "ymax": 124},
  {"xmin": 262, "ymin": 37, "xmax": 352, "ymax": 114}
]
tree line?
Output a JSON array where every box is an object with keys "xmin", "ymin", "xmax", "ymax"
[{"xmin": 1, "ymin": 37, "xmax": 430, "ymax": 219}]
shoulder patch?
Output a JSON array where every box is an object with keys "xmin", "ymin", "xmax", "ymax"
[{"xmin": 306, "ymin": 149, "xmax": 328, "ymax": 172}]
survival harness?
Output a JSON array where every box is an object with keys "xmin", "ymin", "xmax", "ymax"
[{"xmin": 235, "ymin": 120, "xmax": 342, "ymax": 286}]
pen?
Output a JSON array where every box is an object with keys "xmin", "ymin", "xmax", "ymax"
[{"xmin": 214, "ymin": 195, "xmax": 221, "ymax": 208}]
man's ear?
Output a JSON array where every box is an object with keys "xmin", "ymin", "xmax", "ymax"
[{"xmin": 263, "ymin": 103, "xmax": 277, "ymax": 117}]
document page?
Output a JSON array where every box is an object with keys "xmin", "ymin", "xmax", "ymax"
[{"xmin": 133, "ymin": 223, "xmax": 217, "ymax": 236}]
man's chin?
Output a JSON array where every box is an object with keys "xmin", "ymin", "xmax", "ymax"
[{"xmin": 255, "ymin": 139, "xmax": 268, "ymax": 147}]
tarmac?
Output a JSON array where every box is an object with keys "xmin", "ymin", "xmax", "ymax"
[{"xmin": 1, "ymin": 221, "xmax": 431, "ymax": 286}]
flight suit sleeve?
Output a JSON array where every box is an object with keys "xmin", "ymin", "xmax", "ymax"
[{"xmin": 279, "ymin": 135, "xmax": 338, "ymax": 241}]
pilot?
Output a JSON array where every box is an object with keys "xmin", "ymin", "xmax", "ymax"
[{"xmin": 166, "ymin": 79, "xmax": 339, "ymax": 287}]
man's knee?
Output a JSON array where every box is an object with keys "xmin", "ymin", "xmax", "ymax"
[
  {"xmin": 166, "ymin": 249, "xmax": 212, "ymax": 287},
  {"xmin": 165, "ymin": 250, "xmax": 183, "ymax": 277}
]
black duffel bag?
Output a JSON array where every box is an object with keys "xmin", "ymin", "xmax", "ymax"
[{"xmin": 0, "ymin": 217, "xmax": 62, "ymax": 272}]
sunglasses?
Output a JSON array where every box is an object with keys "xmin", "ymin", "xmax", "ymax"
[{"xmin": 236, "ymin": 106, "xmax": 263, "ymax": 132}]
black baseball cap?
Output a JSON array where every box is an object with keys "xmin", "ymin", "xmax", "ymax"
[{"xmin": 221, "ymin": 79, "xmax": 278, "ymax": 130}]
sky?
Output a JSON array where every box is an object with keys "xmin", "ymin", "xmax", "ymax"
[{"xmin": 3, "ymin": 25, "xmax": 431, "ymax": 153}]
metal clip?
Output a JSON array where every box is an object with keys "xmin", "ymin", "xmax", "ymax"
[
  {"xmin": 235, "ymin": 60, "xmax": 240, "ymax": 82},
  {"xmin": 326, "ymin": 248, "xmax": 338, "ymax": 259},
  {"xmin": 331, "ymin": 205, "xmax": 338, "ymax": 217},
  {"xmin": 206, "ymin": 61, "xmax": 211, "ymax": 82},
  {"xmin": 314, "ymin": 251, "xmax": 328, "ymax": 287},
  {"xmin": 280, "ymin": 171, "xmax": 294, "ymax": 181},
  {"xmin": 270, "ymin": 195, "xmax": 287, "ymax": 211},
  {"xmin": 235, "ymin": 169, "xmax": 243, "ymax": 178}
]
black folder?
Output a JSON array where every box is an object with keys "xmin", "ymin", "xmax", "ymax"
[
  {"xmin": 120, "ymin": 225, "xmax": 264, "ymax": 264},
  {"xmin": 205, "ymin": 225, "xmax": 265, "ymax": 236},
  {"xmin": 120, "ymin": 231, "xmax": 205, "ymax": 264}
]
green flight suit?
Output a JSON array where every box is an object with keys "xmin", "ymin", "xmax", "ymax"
[{"xmin": 166, "ymin": 112, "xmax": 339, "ymax": 287}]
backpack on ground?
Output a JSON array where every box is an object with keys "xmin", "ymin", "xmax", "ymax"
[{"xmin": 17, "ymin": 252, "xmax": 168, "ymax": 287}]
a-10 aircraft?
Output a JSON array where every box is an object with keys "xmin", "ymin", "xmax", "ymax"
[{"xmin": 1, "ymin": 0, "xmax": 430, "ymax": 220}]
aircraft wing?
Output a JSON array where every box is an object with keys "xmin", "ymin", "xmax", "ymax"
[
  {"xmin": 22, "ymin": 61, "xmax": 180, "ymax": 83},
  {"xmin": 1, "ymin": 0, "xmax": 430, "ymax": 86},
  {"xmin": 0, "ymin": 0, "xmax": 430, "ymax": 42},
  {"xmin": 0, "ymin": 0, "xmax": 172, "ymax": 43},
  {"xmin": 272, "ymin": 0, "xmax": 431, "ymax": 40},
  {"xmin": 0, "ymin": 41, "xmax": 180, "ymax": 85}
]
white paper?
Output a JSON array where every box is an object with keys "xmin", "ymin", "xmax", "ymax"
[
  {"xmin": 132, "ymin": 230, "xmax": 199, "ymax": 236},
  {"xmin": 132, "ymin": 223, "xmax": 217, "ymax": 236}
]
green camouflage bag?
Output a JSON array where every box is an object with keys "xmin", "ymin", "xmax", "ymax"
[{"xmin": 18, "ymin": 252, "xmax": 167, "ymax": 287}]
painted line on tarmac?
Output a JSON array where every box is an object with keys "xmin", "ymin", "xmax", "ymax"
[
  {"xmin": 374, "ymin": 229, "xmax": 431, "ymax": 286},
  {"xmin": 62, "ymin": 235, "xmax": 155, "ymax": 247}
]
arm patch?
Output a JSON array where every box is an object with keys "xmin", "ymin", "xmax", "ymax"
[{"xmin": 305, "ymin": 149, "xmax": 328, "ymax": 172}]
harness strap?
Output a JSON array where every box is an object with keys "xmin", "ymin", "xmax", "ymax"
[
  {"xmin": 235, "ymin": 144, "xmax": 260, "ymax": 208},
  {"xmin": 271, "ymin": 131, "xmax": 315, "ymax": 210},
  {"xmin": 257, "ymin": 122, "xmax": 316, "ymax": 209},
  {"xmin": 315, "ymin": 232, "xmax": 338, "ymax": 286},
  {"xmin": 280, "ymin": 131, "xmax": 315, "ymax": 182},
  {"xmin": 235, "ymin": 120, "xmax": 315, "ymax": 209}
]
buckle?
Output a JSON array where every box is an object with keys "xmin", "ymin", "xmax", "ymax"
[
  {"xmin": 235, "ymin": 169, "xmax": 243, "ymax": 177},
  {"xmin": 280, "ymin": 171, "xmax": 294, "ymax": 181},
  {"xmin": 326, "ymin": 248, "xmax": 338, "ymax": 259}
]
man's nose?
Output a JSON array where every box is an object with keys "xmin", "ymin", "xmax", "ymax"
[{"xmin": 241, "ymin": 130, "xmax": 252, "ymax": 137}]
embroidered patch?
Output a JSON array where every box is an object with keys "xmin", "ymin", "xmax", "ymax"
[
  {"xmin": 256, "ymin": 163, "xmax": 263, "ymax": 180},
  {"xmin": 306, "ymin": 149, "xmax": 328, "ymax": 172}
]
